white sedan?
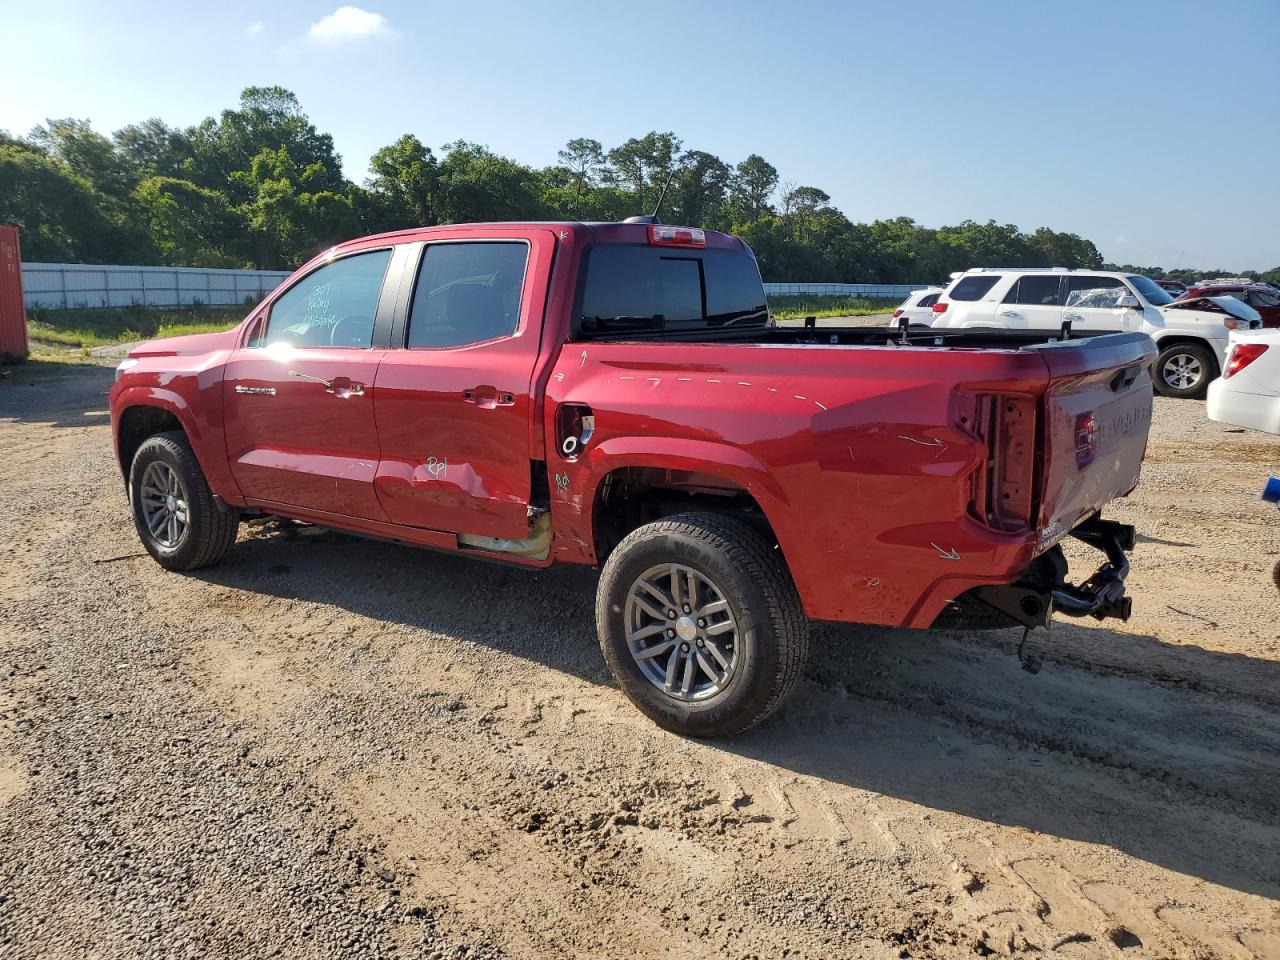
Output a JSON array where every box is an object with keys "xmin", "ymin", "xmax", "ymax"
[{"xmin": 1206, "ymin": 329, "xmax": 1280, "ymax": 435}]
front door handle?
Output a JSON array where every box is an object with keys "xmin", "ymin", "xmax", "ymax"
[
  {"xmin": 289, "ymin": 370, "xmax": 365, "ymax": 398},
  {"xmin": 998, "ymin": 310, "xmax": 1023, "ymax": 319},
  {"xmin": 289, "ymin": 370, "xmax": 332, "ymax": 388}
]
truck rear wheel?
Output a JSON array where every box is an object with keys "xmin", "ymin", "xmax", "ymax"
[
  {"xmin": 128, "ymin": 431, "xmax": 238, "ymax": 571},
  {"xmin": 595, "ymin": 512, "xmax": 808, "ymax": 738},
  {"xmin": 1154, "ymin": 341, "xmax": 1216, "ymax": 399}
]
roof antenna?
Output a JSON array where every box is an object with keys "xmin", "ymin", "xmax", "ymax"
[{"xmin": 651, "ymin": 168, "xmax": 677, "ymax": 221}]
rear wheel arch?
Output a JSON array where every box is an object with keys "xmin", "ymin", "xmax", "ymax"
[{"xmin": 590, "ymin": 465, "xmax": 785, "ymax": 568}]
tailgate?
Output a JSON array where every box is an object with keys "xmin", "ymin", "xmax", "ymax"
[{"xmin": 1030, "ymin": 333, "xmax": 1155, "ymax": 553}]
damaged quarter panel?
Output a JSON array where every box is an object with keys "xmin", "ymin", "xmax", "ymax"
[{"xmin": 545, "ymin": 340, "xmax": 1066, "ymax": 628}]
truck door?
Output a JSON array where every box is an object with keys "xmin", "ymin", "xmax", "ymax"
[
  {"xmin": 995, "ymin": 274, "xmax": 1064, "ymax": 330},
  {"xmin": 372, "ymin": 230, "xmax": 558, "ymax": 539},
  {"xmin": 1062, "ymin": 275, "xmax": 1140, "ymax": 333},
  {"xmin": 222, "ymin": 247, "xmax": 398, "ymax": 519}
]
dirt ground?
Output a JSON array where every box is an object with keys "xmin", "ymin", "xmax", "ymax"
[{"xmin": 2, "ymin": 360, "xmax": 1278, "ymax": 960}]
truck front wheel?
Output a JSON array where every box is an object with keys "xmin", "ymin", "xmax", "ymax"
[
  {"xmin": 128, "ymin": 431, "xmax": 238, "ymax": 571},
  {"xmin": 595, "ymin": 512, "xmax": 808, "ymax": 738}
]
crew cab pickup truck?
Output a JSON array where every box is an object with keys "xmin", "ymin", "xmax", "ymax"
[{"xmin": 110, "ymin": 219, "xmax": 1155, "ymax": 737}]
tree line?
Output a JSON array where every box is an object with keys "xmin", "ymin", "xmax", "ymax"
[{"xmin": 3, "ymin": 86, "xmax": 1275, "ymax": 285}]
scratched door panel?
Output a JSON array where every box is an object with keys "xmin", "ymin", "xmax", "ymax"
[{"xmin": 372, "ymin": 231, "xmax": 557, "ymax": 539}]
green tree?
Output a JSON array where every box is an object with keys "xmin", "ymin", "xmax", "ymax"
[
  {"xmin": 134, "ymin": 176, "xmax": 244, "ymax": 267},
  {"xmin": 669, "ymin": 150, "xmax": 731, "ymax": 228},
  {"xmin": 436, "ymin": 141, "xmax": 546, "ymax": 224},
  {"xmin": 113, "ymin": 119, "xmax": 193, "ymax": 179},
  {"xmin": 188, "ymin": 87, "xmax": 345, "ymax": 206},
  {"xmin": 0, "ymin": 144, "xmax": 114, "ymax": 261},
  {"xmin": 606, "ymin": 131, "xmax": 682, "ymax": 214},
  {"xmin": 556, "ymin": 137, "xmax": 606, "ymax": 217},
  {"xmin": 730, "ymin": 154, "xmax": 778, "ymax": 224},
  {"xmin": 365, "ymin": 134, "xmax": 439, "ymax": 229}
]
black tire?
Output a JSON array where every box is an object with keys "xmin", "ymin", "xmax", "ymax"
[
  {"xmin": 595, "ymin": 512, "xmax": 808, "ymax": 738},
  {"xmin": 1153, "ymin": 341, "xmax": 1217, "ymax": 399},
  {"xmin": 128, "ymin": 431, "xmax": 238, "ymax": 571}
]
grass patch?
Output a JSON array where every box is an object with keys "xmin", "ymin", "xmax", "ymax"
[
  {"xmin": 26, "ymin": 305, "xmax": 249, "ymax": 351},
  {"xmin": 768, "ymin": 295, "xmax": 899, "ymax": 321}
]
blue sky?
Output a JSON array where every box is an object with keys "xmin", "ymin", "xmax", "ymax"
[{"xmin": 2, "ymin": 0, "xmax": 1277, "ymax": 270}]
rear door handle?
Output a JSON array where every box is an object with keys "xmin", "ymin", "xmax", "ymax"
[
  {"xmin": 998, "ymin": 310, "xmax": 1023, "ymax": 319},
  {"xmin": 463, "ymin": 387, "xmax": 515, "ymax": 409},
  {"xmin": 1064, "ymin": 312, "xmax": 1085, "ymax": 321}
]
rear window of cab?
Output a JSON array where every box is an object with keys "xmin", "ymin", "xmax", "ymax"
[{"xmin": 576, "ymin": 245, "xmax": 768, "ymax": 338}]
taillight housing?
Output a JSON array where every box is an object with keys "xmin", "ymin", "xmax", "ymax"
[
  {"xmin": 648, "ymin": 224, "xmax": 705, "ymax": 248},
  {"xmin": 1225, "ymin": 342, "xmax": 1269, "ymax": 378},
  {"xmin": 1074, "ymin": 412, "xmax": 1097, "ymax": 468},
  {"xmin": 932, "ymin": 301, "xmax": 949, "ymax": 313},
  {"xmin": 892, "ymin": 308, "xmax": 903, "ymax": 318}
]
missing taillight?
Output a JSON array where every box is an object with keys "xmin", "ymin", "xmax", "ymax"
[
  {"xmin": 1074, "ymin": 412, "xmax": 1097, "ymax": 468},
  {"xmin": 1225, "ymin": 342, "xmax": 1269, "ymax": 378}
]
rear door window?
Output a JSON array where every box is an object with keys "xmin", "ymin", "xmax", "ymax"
[
  {"xmin": 406, "ymin": 242, "xmax": 528, "ymax": 349},
  {"xmin": 1005, "ymin": 275, "xmax": 1064, "ymax": 306},
  {"xmin": 948, "ymin": 276, "xmax": 1000, "ymax": 301},
  {"xmin": 918, "ymin": 293, "xmax": 939, "ymax": 308},
  {"xmin": 1065, "ymin": 276, "xmax": 1128, "ymax": 308}
]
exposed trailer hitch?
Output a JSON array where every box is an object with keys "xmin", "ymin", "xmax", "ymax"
[
  {"xmin": 1048, "ymin": 517, "xmax": 1135, "ymax": 622},
  {"xmin": 954, "ymin": 516, "xmax": 1137, "ymax": 673}
]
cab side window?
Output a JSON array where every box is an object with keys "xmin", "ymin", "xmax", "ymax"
[
  {"xmin": 1005, "ymin": 275, "xmax": 1064, "ymax": 306},
  {"xmin": 255, "ymin": 250, "xmax": 392, "ymax": 349},
  {"xmin": 407, "ymin": 242, "xmax": 529, "ymax": 349}
]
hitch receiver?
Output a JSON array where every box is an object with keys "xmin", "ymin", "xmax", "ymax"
[
  {"xmin": 1050, "ymin": 517, "xmax": 1134, "ymax": 622},
  {"xmin": 964, "ymin": 516, "xmax": 1136, "ymax": 630}
]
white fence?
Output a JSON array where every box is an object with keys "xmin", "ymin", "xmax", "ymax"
[
  {"xmin": 21, "ymin": 263, "xmax": 292, "ymax": 309},
  {"xmin": 762, "ymin": 282, "xmax": 926, "ymax": 299},
  {"xmin": 19, "ymin": 263, "xmax": 926, "ymax": 310}
]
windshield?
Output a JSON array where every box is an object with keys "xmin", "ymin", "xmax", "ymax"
[{"xmin": 1127, "ymin": 275, "xmax": 1174, "ymax": 306}]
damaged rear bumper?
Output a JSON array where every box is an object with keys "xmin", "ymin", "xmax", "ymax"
[{"xmin": 932, "ymin": 516, "xmax": 1136, "ymax": 631}]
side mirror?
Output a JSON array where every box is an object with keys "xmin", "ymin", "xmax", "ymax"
[{"xmin": 1116, "ymin": 294, "xmax": 1140, "ymax": 309}]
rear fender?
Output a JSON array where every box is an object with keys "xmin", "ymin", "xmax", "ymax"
[{"xmin": 549, "ymin": 436, "xmax": 790, "ymax": 565}]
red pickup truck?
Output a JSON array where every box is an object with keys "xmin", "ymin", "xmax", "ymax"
[{"xmin": 109, "ymin": 219, "xmax": 1155, "ymax": 737}]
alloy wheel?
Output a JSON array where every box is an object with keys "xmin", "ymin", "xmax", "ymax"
[
  {"xmin": 624, "ymin": 563, "xmax": 739, "ymax": 702},
  {"xmin": 139, "ymin": 461, "xmax": 189, "ymax": 548}
]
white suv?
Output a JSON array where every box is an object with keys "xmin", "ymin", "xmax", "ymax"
[{"xmin": 930, "ymin": 268, "xmax": 1262, "ymax": 398}]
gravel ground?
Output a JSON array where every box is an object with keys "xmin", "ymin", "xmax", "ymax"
[{"xmin": 2, "ymin": 360, "xmax": 1279, "ymax": 960}]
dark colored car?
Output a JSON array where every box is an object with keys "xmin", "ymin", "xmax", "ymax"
[{"xmin": 1181, "ymin": 284, "xmax": 1280, "ymax": 328}]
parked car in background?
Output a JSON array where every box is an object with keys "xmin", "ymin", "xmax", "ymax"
[
  {"xmin": 1156, "ymin": 279, "xmax": 1188, "ymax": 298},
  {"xmin": 929, "ymin": 268, "xmax": 1261, "ymax": 398},
  {"xmin": 1207, "ymin": 329, "xmax": 1280, "ymax": 435},
  {"xmin": 109, "ymin": 219, "xmax": 1156, "ymax": 737},
  {"xmin": 1179, "ymin": 282, "xmax": 1280, "ymax": 328},
  {"xmin": 891, "ymin": 286, "xmax": 943, "ymax": 324}
]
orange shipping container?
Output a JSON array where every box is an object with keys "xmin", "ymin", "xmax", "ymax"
[{"xmin": 0, "ymin": 226, "xmax": 28, "ymax": 359}]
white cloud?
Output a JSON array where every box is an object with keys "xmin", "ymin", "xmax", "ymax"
[
  {"xmin": 245, "ymin": 20, "xmax": 264, "ymax": 37},
  {"xmin": 307, "ymin": 6, "xmax": 391, "ymax": 45}
]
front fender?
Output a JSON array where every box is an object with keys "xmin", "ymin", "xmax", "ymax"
[{"xmin": 110, "ymin": 382, "xmax": 242, "ymax": 504}]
